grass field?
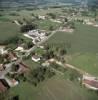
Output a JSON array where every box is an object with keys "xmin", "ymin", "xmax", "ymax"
[
  {"xmin": 9, "ymin": 74, "xmax": 98, "ymax": 100},
  {"xmin": 69, "ymin": 53, "xmax": 98, "ymax": 76},
  {"xmin": 46, "ymin": 23, "xmax": 98, "ymax": 53},
  {"xmin": 24, "ymin": 58, "xmax": 40, "ymax": 70},
  {"xmin": 35, "ymin": 19, "xmax": 61, "ymax": 30},
  {"xmin": 0, "ymin": 21, "xmax": 20, "ymax": 44},
  {"xmin": 46, "ymin": 23, "xmax": 98, "ymax": 76}
]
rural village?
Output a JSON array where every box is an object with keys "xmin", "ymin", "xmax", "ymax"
[{"xmin": 0, "ymin": 1, "xmax": 98, "ymax": 100}]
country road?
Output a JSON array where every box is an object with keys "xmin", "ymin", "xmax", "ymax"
[{"xmin": 49, "ymin": 59, "xmax": 94, "ymax": 77}]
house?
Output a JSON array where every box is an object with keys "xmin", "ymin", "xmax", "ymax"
[
  {"xmin": 82, "ymin": 75, "xmax": 98, "ymax": 91},
  {"xmin": 32, "ymin": 55, "xmax": 40, "ymax": 62},
  {"xmin": 38, "ymin": 15, "xmax": 46, "ymax": 20},
  {"xmin": 0, "ymin": 79, "xmax": 10, "ymax": 93},
  {"xmin": 17, "ymin": 62, "xmax": 29, "ymax": 74},
  {"xmin": 5, "ymin": 78, "xmax": 19, "ymax": 87},
  {"xmin": 0, "ymin": 64, "xmax": 5, "ymax": 71},
  {"xmin": 8, "ymin": 52, "xmax": 17, "ymax": 61},
  {"xmin": 0, "ymin": 81, "xmax": 7, "ymax": 93},
  {"xmin": 15, "ymin": 46, "xmax": 24, "ymax": 52},
  {"xmin": 0, "ymin": 46, "xmax": 7, "ymax": 55}
]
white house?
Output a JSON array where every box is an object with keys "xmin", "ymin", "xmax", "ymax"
[
  {"xmin": 15, "ymin": 46, "xmax": 24, "ymax": 52},
  {"xmin": 38, "ymin": 15, "xmax": 46, "ymax": 20},
  {"xmin": 32, "ymin": 55, "xmax": 40, "ymax": 62},
  {"xmin": 0, "ymin": 46, "xmax": 7, "ymax": 55}
]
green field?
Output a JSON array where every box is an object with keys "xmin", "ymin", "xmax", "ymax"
[
  {"xmin": 35, "ymin": 20, "xmax": 61, "ymax": 30},
  {"xmin": 9, "ymin": 74, "xmax": 98, "ymax": 100},
  {"xmin": 46, "ymin": 23, "xmax": 98, "ymax": 76},
  {"xmin": 46, "ymin": 23, "xmax": 98, "ymax": 53},
  {"xmin": 0, "ymin": 21, "xmax": 19, "ymax": 44},
  {"xmin": 69, "ymin": 53, "xmax": 98, "ymax": 76}
]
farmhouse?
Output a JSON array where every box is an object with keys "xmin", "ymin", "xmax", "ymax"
[
  {"xmin": 5, "ymin": 78, "xmax": 19, "ymax": 87},
  {"xmin": 17, "ymin": 62, "xmax": 29, "ymax": 74},
  {"xmin": 8, "ymin": 52, "xmax": 17, "ymax": 61},
  {"xmin": 82, "ymin": 75, "xmax": 98, "ymax": 91},
  {"xmin": 24, "ymin": 30, "xmax": 46, "ymax": 44},
  {"xmin": 0, "ymin": 81, "xmax": 7, "ymax": 93},
  {"xmin": 15, "ymin": 46, "xmax": 24, "ymax": 52},
  {"xmin": 0, "ymin": 64, "xmax": 5, "ymax": 71},
  {"xmin": 38, "ymin": 15, "xmax": 46, "ymax": 20},
  {"xmin": 0, "ymin": 79, "xmax": 9, "ymax": 93}
]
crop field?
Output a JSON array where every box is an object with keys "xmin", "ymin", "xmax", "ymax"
[
  {"xmin": 46, "ymin": 23, "xmax": 98, "ymax": 76},
  {"xmin": 9, "ymin": 75, "xmax": 98, "ymax": 100},
  {"xmin": 46, "ymin": 23, "xmax": 98, "ymax": 53},
  {"xmin": 0, "ymin": 21, "xmax": 19, "ymax": 44},
  {"xmin": 69, "ymin": 53, "xmax": 98, "ymax": 76}
]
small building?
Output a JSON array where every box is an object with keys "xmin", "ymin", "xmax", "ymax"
[
  {"xmin": 0, "ymin": 81, "xmax": 7, "ymax": 93},
  {"xmin": 15, "ymin": 46, "xmax": 24, "ymax": 52},
  {"xmin": 32, "ymin": 55, "xmax": 40, "ymax": 62},
  {"xmin": 38, "ymin": 15, "xmax": 46, "ymax": 20},
  {"xmin": 82, "ymin": 75, "xmax": 98, "ymax": 91},
  {"xmin": 0, "ymin": 64, "xmax": 5, "ymax": 71},
  {"xmin": 0, "ymin": 79, "xmax": 9, "ymax": 93},
  {"xmin": 0, "ymin": 46, "xmax": 7, "ymax": 55},
  {"xmin": 8, "ymin": 52, "xmax": 17, "ymax": 61},
  {"xmin": 17, "ymin": 62, "xmax": 29, "ymax": 74},
  {"xmin": 5, "ymin": 78, "xmax": 19, "ymax": 87}
]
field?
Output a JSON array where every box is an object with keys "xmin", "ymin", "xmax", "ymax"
[
  {"xmin": 46, "ymin": 23, "xmax": 98, "ymax": 76},
  {"xmin": 46, "ymin": 23, "xmax": 98, "ymax": 53},
  {"xmin": 9, "ymin": 74, "xmax": 98, "ymax": 100},
  {"xmin": 0, "ymin": 21, "xmax": 20, "ymax": 44},
  {"xmin": 35, "ymin": 19, "xmax": 61, "ymax": 30},
  {"xmin": 69, "ymin": 53, "xmax": 98, "ymax": 76}
]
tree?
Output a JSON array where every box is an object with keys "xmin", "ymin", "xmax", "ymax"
[
  {"xmin": 47, "ymin": 13, "xmax": 56, "ymax": 19},
  {"xmin": 20, "ymin": 23, "xmax": 37, "ymax": 33},
  {"xmin": 49, "ymin": 25, "xmax": 54, "ymax": 31},
  {"xmin": 64, "ymin": 18, "xmax": 68, "ymax": 22}
]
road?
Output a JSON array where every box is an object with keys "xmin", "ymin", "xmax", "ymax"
[
  {"xmin": 0, "ymin": 30, "xmax": 57, "ymax": 79},
  {"xmin": 25, "ymin": 30, "xmax": 57, "ymax": 56},
  {"xmin": 49, "ymin": 59, "xmax": 94, "ymax": 77}
]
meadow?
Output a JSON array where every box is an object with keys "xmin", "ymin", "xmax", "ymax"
[
  {"xmin": 10, "ymin": 74, "xmax": 98, "ymax": 100},
  {"xmin": 46, "ymin": 23, "xmax": 98, "ymax": 76},
  {"xmin": 0, "ymin": 21, "xmax": 19, "ymax": 44},
  {"xmin": 46, "ymin": 23, "xmax": 98, "ymax": 53}
]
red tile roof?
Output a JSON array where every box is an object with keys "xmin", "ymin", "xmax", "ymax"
[
  {"xmin": 0, "ymin": 82, "xmax": 7, "ymax": 93},
  {"xmin": 83, "ymin": 79, "xmax": 98, "ymax": 88}
]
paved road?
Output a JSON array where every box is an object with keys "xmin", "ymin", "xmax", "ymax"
[{"xmin": 25, "ymin": 30, "xmax": 57, "ymax": 56}]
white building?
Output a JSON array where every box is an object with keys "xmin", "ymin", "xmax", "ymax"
[
  {"xmin": 15, "ymin": 46, "xmax": 24, "ymax": 52},
  {"xmin": 38, "ymin": 15, "xmax": 46, "ymax": 20},
  {"xmin": 32, "ymin": 55, "xmax": 40, "ymax": 62},
  {"xmin": 0, "ymin": 46, "xmax": 7, "ymax": 55}
]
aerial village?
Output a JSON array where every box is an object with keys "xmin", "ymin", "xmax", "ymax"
[{"xmin": 0, "ymin": 6, "xmax": 98, "ymax": 96}]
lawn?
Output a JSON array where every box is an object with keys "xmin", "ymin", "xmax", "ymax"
[
  {"xmin": 9, "ymin": 74, "xmax": 98, "ymax": 100},
  {"xmin": 35, "ymin": 19, "xmax": 61, "ymax": 30},
  {"xmin": 46, "ymin": 23, "xmax": 98, "ymax": 53},
  {"xmin": 69, "ymin": 53, "xmax": 98, "ymax": 76},
  {"xmin": 23, "ymin": 58, "xmax": 40, "ymax": 70},
  {"xmin": 0, "ymin": 21, "xmax": 20, "ymax": 44}
]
